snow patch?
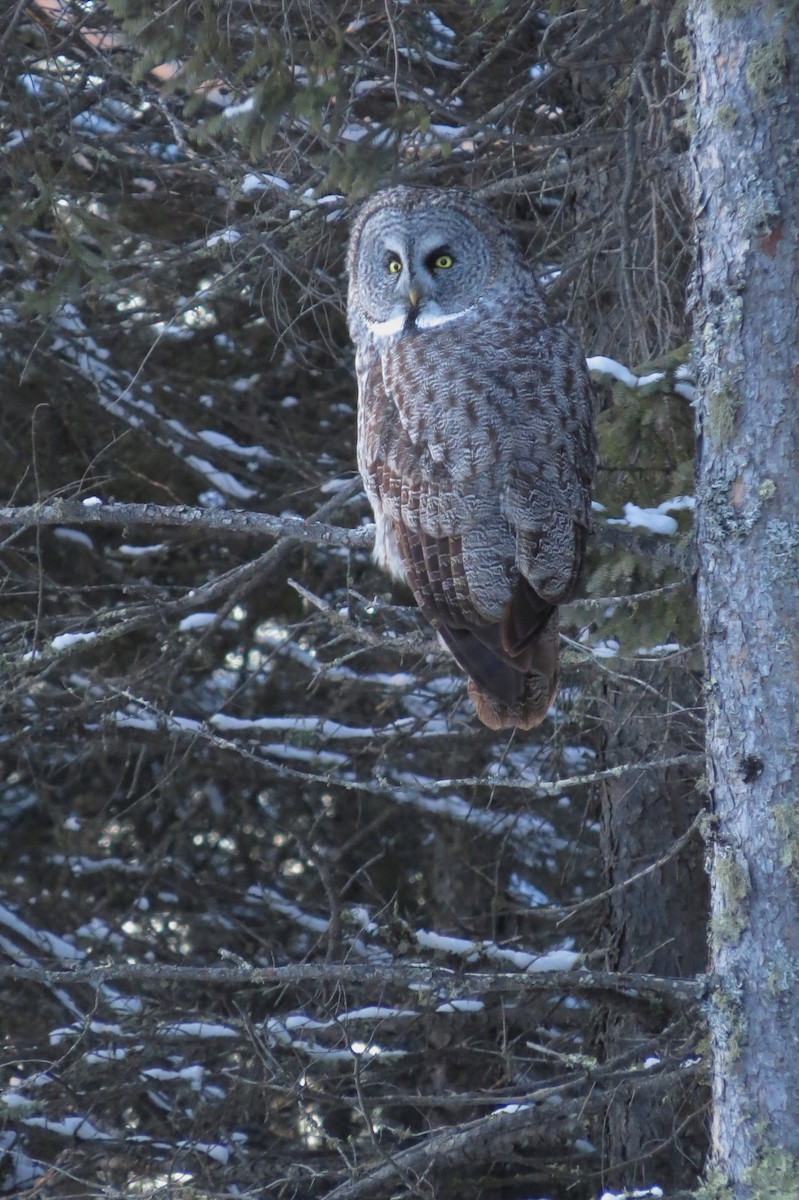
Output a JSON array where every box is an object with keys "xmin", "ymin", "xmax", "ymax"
[
  {"xmin": 241, "ymin": 171, "xmax": 289, "ymax": 193},
  {"xmin": 53, "ymin": 528, "xmax": 94, "ymax": 551},
  {"xmin": 600, "ymin": 1190, "xmax": 663, "ymax": 1200},
  {"xmin": 436, "ymin": 998, "xmax": 484, "ymax": 1014},
  {"xmin": 622, "ymin": 503, "xmax": 678, "ymax": 536},
  {"xmin": 178, "ymin": 612, "xmax": 217, "ymax": 632},
  {"xmin": 117, "ymin": 543, "xmax": 166, "ymax": 557},
  {"xmin": 51, "ymin": 632, "xmax": 98, "ymax": 652},
  {"xmin": 160, "ymin": 1021, "xmax": 238, "ymax": 1039},
  {"xmin": 206, "ymin": 229, "xmax": 241, "ymax": 247}
]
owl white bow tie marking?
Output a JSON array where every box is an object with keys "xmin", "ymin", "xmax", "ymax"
[
  {"xmin": 415, "ymin": 308, "xmax": 471, "ymax": 330},
  {"xmin": 364, "ymin": 313, "xmax": 406, "ymax": 337},
  {"xmin": 366, "ymin": 307, "xmax": 471, "ymax": 338}
]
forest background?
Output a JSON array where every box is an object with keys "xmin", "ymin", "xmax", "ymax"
[{"xmin": 1, "ymin": 2, "xmax": 796, "ymax": 1198}]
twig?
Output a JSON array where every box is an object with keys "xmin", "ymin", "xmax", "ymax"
[
  {"xmin": 570, "ymin": 582, "xmax": 685, "ymax": 610},
  {"xmin": 288, "ymin": 578, "xmax": 433, "ymax": 655},
  {"xmin": 556, "ymin": 809, "xmax": 707, "ymax": 925},
  {"xmin": 427, "ymin": 753, "xmax": 705, "ymax": 796}
]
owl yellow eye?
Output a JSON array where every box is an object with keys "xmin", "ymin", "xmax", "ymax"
[
  {"xmin": 387, "ymin": 256, "xmax": 402, "ymax": 275},
  {"xmin": 434, "ymin": 253, "xmax": 454, "ymax": 269}
]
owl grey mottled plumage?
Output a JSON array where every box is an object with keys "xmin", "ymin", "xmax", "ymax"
[{"xmin": 347, "ymin": 186, "xmax": 595, "ymax": 730}]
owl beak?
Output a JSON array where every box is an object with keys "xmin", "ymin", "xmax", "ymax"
[{"xmin": 407, "ymin": 285, "xmax": 420, "ymax": 310}]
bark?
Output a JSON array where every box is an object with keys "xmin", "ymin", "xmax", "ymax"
[
  {"xmin": 690, "ymin": 4, "xmax": 799, "ymax": 1192},
  {"xmin": 600, "ymin": 664, "xmax": 708, "ymax": 1189}
]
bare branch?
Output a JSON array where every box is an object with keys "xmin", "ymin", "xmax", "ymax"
[
  {"xmin": 0, "ymin": 494, "xmax": 371, "ymax": 550},
  {"xmin": 0, "ymin": 497, "xmax": 691, "ymax": 577},
  {"xmin": 0, "ymin": 960, "xmax": 706, "ymax": 1004}
]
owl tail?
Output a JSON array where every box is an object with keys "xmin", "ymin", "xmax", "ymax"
[{"xmin": 439, "ymin": 585, "xmax": 559, "ymax": 731}]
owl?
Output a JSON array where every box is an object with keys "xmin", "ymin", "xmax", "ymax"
[{"xmin": 346, "ymin": 187, "xmax": 595, "ymax": 730}]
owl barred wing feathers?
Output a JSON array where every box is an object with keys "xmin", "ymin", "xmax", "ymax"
[{"xmin": 347, "ymin": 187, "xmax": 595, "ymax": 730}]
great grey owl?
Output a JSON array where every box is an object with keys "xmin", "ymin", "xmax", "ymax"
[{"xmin": 347, "ymin": 186, "xmax": 595, "ymax": 730}]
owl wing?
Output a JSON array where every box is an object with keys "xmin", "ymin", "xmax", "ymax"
[
  {"xmin": 357, "ymin": 310, "xmax": 595, "ymax": 729},
  {"xmin": 504, "ymin": 323, "xmax": 595, "ymax": 604},
  {"xmin": 359, "ymin": 348, "xmax": 503, "ymax": 629}
]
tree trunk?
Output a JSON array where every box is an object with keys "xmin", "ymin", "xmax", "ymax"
[
  {"xmin": 690, "ymin": 5, "xmax": 799, "ymax": 1191},
  {"xmin": 600, "ymin": 663, "xmax": 707, "ymax": 1190}
]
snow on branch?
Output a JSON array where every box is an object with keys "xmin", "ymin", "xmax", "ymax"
[
  {"xmin": 102, "ymin": 694, "xmax": 703, "ymax": 800},
  {"xmin": 587, "ymin": 355, "xmax": 695, "ymax": 402}
]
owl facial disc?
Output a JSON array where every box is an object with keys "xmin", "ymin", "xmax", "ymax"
[{"xmin": 351, "ymin": 205, "xmax": 493, "ymax": 338}]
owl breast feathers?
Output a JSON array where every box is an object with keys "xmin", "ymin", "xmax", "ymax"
[{"xmin": 347, "ymin": 186, "xmax": 595, "ymax": 730}]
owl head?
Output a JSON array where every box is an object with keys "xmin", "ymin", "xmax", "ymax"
[{"xmin": 346, "ymin": 186, "xmax": 528, "ymax": 339}]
